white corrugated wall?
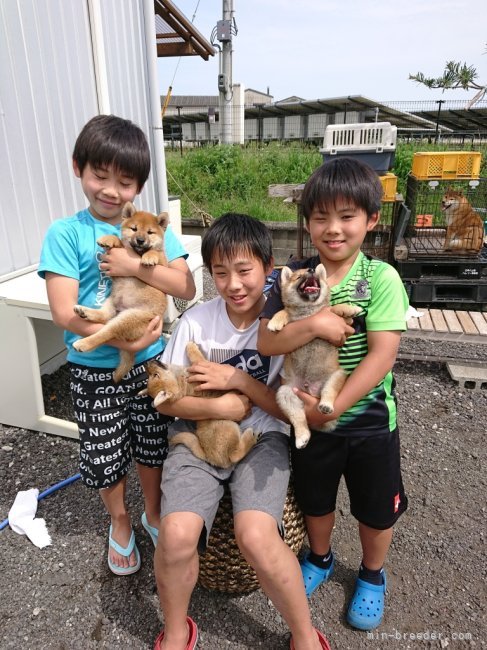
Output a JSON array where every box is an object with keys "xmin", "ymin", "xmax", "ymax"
[{"xmin": 0, "ymin": 0, "xmax": 161, "ymax": 278}]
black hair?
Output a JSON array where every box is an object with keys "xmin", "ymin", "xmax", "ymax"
[
  {"xmin": 72, "ymin": 114, "xmax": 150, "ymax": 191},
  {"xmin": 201, "ymin": 213, "xmax": 273, "ymax": 272},
  {"xmin": 300, "ymin": 157, "xmax": 383, "ymax": 221}
]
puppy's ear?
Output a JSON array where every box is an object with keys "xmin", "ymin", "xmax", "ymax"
[
  {"xmin": 280, "ymin": 266, "xmax": 293, "ymax": 283},
  {"xmin": 122, "ymin": 202, "xmax": 136, "ymax": 220},
  {"xmin": 157, "ymin": 211, "xmax": 169, "ymax": 229},
  {"xmin": 315, "ymin": 263, "xmax": 327, "ymax": 280},
  {"xmin": 153, "ymin": 390, "xmax": 171, "ymax": 407}
]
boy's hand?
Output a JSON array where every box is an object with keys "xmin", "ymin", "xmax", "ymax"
[
  {"xmin": 311, "ymin": 307, "xmax": 355, "ymax": 347},
  {"xmin": 100, "ymin": 246, "xmax": 140, "ymax": 277},
  {"xmin": 292, "ymin": 388, "xmax": 336, "ymax": 428},
  {"xmin": 112, "ymin": 316, "xmax": 162, "ymax": 352},
  {"xmin": 187, "ymin": 360, "xmax": 246, "ymax": 392}
]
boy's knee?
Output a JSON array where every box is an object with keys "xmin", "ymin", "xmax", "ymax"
[
  {"xmin": 235, "ymin": 517, "xmax": 280, "ymax": 563},
  {"xmin": 156, "ymin": 513, "xmax": 201, "ymax": 560}
]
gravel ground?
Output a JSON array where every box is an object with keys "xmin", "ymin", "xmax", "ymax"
[{"xmin": 1, "ymin": 270, "xmax": 486, "ymax": 649}]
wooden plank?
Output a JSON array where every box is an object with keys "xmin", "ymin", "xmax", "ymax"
[
  {"xmin": 268, "ymin": 183, "xmax": 302, "ymax": 198},
  {"xmin": 456, "ymin": 311, "xmax": 479, "ymax": 335},
  {"xmin": 442, "ymin": 309, "xmax": 464, "ymax": 334},
  {"xmin": 429, "ymin": 309, "xmax": 449, "ymax": 333},
  {"xmin": 407, "ymin": 315, "xmax": 420, "ymax": 330},
  {"xmin": 418, "ymin": 309, "xmax": 434, "ymax": 332},
  {"xmin": 469, "ymin": 311, "xmax": 487, "ymax": 336}
]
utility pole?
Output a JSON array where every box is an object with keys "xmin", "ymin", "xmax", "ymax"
[
  {"xmin": 434, "ymin": 99, "xmax": 444, "ymax": 144},
  {"xmin": 215, "ymin": 0, "xmax": 236, "ymax": 144}
]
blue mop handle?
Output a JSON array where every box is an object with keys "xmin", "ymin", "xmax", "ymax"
[{"xmin": 0, "ymin": 473, "xmax": 81, "ymax": 531}]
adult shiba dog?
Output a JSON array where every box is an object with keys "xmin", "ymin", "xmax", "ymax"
[
  {"xmin": 442, "ymin": 190, "xmax": 484, "ymax": 252},
  {"xmin": 267, "ymin": 264, "xmax": 361, "ymax": 449},
  {"xmin": 140, "ymin": 342, "xmax": 258, "ymax": 468},
  {"xmin": 73, "ymin": 202, "xmax": 168, "ymax": 382}
]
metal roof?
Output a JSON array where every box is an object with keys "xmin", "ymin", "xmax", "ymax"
[
  {"xmin": 386, "ymin": 99, "xmax": 487, "ymax": 132},
  {"xmin": 247, "ymin": 96, "xmax": 437, "ymax": 130},
  {"xmin": 154, "ymin": 0, "xmax": 215, "ymax": 60},
  {"xmin": 161, "ymin": 94, "xmax": 487, "ymax": 133}
]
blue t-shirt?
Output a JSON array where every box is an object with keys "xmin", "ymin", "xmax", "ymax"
[{"xmin": 38, "ymin": 208, "xmax": 188, "ymax": 368}]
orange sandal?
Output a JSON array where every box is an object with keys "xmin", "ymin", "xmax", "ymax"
[
  {"xmin": 154, "ymin": 616, "xmax": 198, "ymax": 649},
  {"xmin": 290, "ymin": 628, "xmax": 331, "ymax": 649}
]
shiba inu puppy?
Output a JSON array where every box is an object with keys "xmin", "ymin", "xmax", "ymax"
[
  {"xmin": 140, "ymin": 342, "xmax": 258, "ymax": 468},
  {"xmin": 442, "ymin": 190, "xmax": 484, "ymax": 252},
  {"xmin": 73, "ymin": 202, "xmax": 168, "ymax": 382},
  {"xmin": 267, "ymin": 264, "xmax": 361, "ymax": 449}
]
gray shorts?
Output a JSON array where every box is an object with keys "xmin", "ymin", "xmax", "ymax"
[{"xmin": 160, "ymin": 430, "xmax": 290, "ymax": 547}]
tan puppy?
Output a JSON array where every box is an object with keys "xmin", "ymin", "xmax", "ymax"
[
  {"xmin": 442, "ymin": 190, "xmax": 484, "ymax": 252},
  {"xmin": 73, "ymin": 202, "xmax": 168, "ymax": 382},
  {"xmin": 141, "ymin": 342, "xmax": 258, "ymax": 468},
  {"xmin": 267, "ymin": 264, "xmax": 361, "ymax": 449}
]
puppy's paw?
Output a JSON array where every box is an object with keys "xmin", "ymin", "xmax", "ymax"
[
  {"xmin": 318, "ymin": 401, "xmax": 334, "ymax": 415},
  {"xmin": 72, "ymin": 339, "xmax": 87, "ymax": 352},
  {"xmin": 97, "ymin": 235, "xmax": 120, "ymax": 249},
  {"xmin": 141, "ymin": 251, "xmax": 159, "ymax": 266},
  {"xmin": 267, "ymin": 318, "xmax": 283, "ymax": 332},
  {"xmin": 74, "ymin": 305, "xmax": 87, "ymax": 319},
  {"xmin": 321, "ymin": 420, "xmax": 338, "ymax": 433},
  {"xmin": 295, "ymin": 431, "xmax": 311, "ymax": 449}
]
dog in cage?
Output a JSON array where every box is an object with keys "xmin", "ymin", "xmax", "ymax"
[{"xmin": 441, "ymin": 190, "xmax": 484, "ymax": 253}]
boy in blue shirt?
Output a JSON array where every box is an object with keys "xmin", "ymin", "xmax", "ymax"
[
  {"xmin": 258, "ymin": 158, "xmax": 409, "ymax": 631},
  {"xmin": 38, "ymin": 115, "xmax": 195, "ymax": 575}
]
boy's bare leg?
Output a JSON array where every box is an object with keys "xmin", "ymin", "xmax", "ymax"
[
  {"xmin": 305, "ymin": 512, "xmax": 335, "ymax": 555},
  {"xmin": 136, "ymin": 463, "xmax": 162, "ymax": 529},
  {"xmin": 154, "ymin": 512, "xmax": 203, "ymax": 650},
  {"xmin": 235, "ymin": 511, "xmax": 323, "ymax": 650},
  {"xmin": 100, "ymin": 476, "xmax": 137, "ymax": 569},
  {"xmin": 359, "ymin": 522, "xmax": 393, "ymax": 570}
]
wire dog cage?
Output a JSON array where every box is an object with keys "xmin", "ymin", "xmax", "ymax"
[{"xmin": 403, "ymin": 176, "xmax": 487, "ymax": 260}]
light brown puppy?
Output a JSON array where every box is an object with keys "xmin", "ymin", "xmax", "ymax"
[
  {"xmin": 140, "ymin": 342, "xmax": 258, "ymax": 468},
  {"xmin": 73, "ymin": 202, "xmax": 168, "ymax": 382},
  {"xmin": 442, "ymin": 189, "xmax": 484, "ymax": 252},
  {"xmin": 267, "ymin": 264, "xmax": 361, "ymax": 449}
]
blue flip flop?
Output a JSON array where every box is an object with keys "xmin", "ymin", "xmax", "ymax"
[
  {"xmin": 346, "ymin": 571, "xmax": 387, "ymax": 630},
  {"xmin": 107, "ymin": 525, "xmax": 141, "ymax": 576},
  {"xmin": 141, "ymin": 512, "xmax": 159, "ymax": 547},
  {"xmin": 300, "ymin": 551, "xmax": 335, "ymax": 598}
]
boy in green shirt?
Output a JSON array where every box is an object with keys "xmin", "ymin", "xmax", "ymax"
[{"xmin": 259, "ymin": 157, "xmax": 409, "ymax": 631}]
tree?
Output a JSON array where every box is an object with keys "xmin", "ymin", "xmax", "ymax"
[{"xmin": 409, "ymin": 47, "xmax": 486, "ymax": 107}]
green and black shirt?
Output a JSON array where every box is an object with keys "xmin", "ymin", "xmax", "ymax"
[{"xmin": 261, "ymin": 252, "xmax": 409, "ymax": 437}]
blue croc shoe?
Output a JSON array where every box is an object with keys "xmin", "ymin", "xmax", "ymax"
[
  {"xmin": 300, "ymin": 551, "xmax": 335, "ymax": 598},
  {"xmin": 346, "ymin": 571, "xmax": 387, "ymax": 631},
  {"xmin": 107, "ymin": 525, "xmax": 141, "ymax": 576},
  {"xmin": 141, "ymin": 512, "xmax": 159, "ymax": 547}
]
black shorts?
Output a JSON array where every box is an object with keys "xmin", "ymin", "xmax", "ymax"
[
  {"xmin": 290, "ymin": 428, "xmax": 408, "ymax": 530},
  {"xmin": 69, "ymin": 357, "xmax": 171, "ymax": 490}
]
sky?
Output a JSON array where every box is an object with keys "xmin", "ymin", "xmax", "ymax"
[{"xmin": 158, "ymin": 0, "xmax": 486, "ymax": 105}]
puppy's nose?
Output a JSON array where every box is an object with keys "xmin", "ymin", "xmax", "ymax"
[
  {"xmin": 136, "ymin": 236, "xmax": 146, "ymax": 244},
  {"xmin": 307, "ymin": 268, "xmax": 314, "ymax": 274}
]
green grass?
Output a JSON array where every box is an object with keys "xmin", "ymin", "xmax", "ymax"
[
  {"xmin": 165, "ymin": 141, "xmax": 487, "ymax": 221},
  {"xmin": 166, "ymin": 143, "xmax": 321, "ymax": 221}
]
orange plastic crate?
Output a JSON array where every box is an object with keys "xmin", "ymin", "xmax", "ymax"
[
  {"xmin": 411, "ymin": 152, "xmax": 481, "ymax": 180},
  {"xmin": 379, "ymin": 173, "xmax": 398, "ymax": 202}
]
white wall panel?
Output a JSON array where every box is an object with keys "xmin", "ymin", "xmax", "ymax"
[
  {"xmin": 99, "ymin": 0, "xmax": 158, "ymax": 214},
  {"xmin": 0, "ymin": 0, "xmax": 98, "ymax": 276}
]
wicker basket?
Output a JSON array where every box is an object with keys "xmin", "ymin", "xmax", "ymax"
[{"xmin": 198, "ymin": 484, "xmax": 306, "ymax": 594}]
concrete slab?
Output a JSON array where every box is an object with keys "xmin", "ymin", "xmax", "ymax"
[{"xmin": 446, "ymin": 362, "xmax": 487, "ymax": 391}]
